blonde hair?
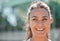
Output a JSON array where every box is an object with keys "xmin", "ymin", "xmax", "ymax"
[{"xmin": 26, "ymin": 1, "xmax": 52, "ymax": 41}]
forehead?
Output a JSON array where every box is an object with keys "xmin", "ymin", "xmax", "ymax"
[{"xmin": 30, "ymin": 8, "xmax": 49, "ymax": 18}]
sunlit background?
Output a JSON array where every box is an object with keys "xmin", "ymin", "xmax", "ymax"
[{"xmin": 0, "ymin": 0, "xmax": 60, "ymax": 41}]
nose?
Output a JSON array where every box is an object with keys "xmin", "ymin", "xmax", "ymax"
[{"xmin": 37, "ymin": 21, "xmax": 43, "ymax": 27}]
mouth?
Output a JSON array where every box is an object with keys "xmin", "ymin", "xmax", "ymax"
[
  {"xmin": 35, "ymin": 28, "xmax": 45, "ymax": 34},
  {"xmin": 36, "ymin": 28, "xmax": 45, "ymax": 31}
]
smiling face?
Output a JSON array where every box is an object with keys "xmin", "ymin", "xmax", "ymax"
[{"xmin": 28, "ymin": 8, "xmax": 52, "ymax": 37}]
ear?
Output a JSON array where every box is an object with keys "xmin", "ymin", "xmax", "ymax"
[
  {"xmin": 50, "ymin": 18, "xmax": 53, "ymax": 24},
  {"xmin": 28, "ymin": 19, "xmax": 30, "ymax": 24}
]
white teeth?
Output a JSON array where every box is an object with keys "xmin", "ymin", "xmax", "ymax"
[{"xmin": 37, "ymin": 28, "xmax": 43, "ymax": 31}]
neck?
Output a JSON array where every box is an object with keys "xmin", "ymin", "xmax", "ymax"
[{"xmin": 30, "ymin": 35, "xmax": 48, "ymax": 41}]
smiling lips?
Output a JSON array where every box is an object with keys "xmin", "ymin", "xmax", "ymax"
[
  {"xmin": 36, "ymin": 27, "xmax": 45, "ymax": 32},
  {"xmin": 35, "ymin": 28, "xmax": 45, "ymax": 34}
]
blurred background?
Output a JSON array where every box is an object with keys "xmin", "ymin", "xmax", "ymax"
[{"xmin": 0, "ymin": 0, "xmax": 60, "ymax": 41}]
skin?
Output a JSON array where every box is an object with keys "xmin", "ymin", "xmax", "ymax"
[{"xmin": 28, "ymin": 8, "xmax": 53, "ymax": 41}]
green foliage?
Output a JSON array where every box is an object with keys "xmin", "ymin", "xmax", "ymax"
[
  {"xmin": 0, "ymin": 12, "xmax": 25, "ymax": 31},
  {"xmin": 48, "ymin": 0, "xmax": 60, "ymax": 28}
]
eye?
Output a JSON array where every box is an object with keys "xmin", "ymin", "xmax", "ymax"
[
  {"xmin": 32, "ymin": 19, "xmax": 38, "ymax": 21},
  {"xmin": 42, "ymin": 18, "xmax": 48, "ymax": 21}
]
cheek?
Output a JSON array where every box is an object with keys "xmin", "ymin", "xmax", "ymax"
[
  {"xmin": 30, "ymin": 20, "xmax": 37, "ymax": 27},
  {"xmin": 45, "ymin": 20, "xmax": 51, "ymax": 27},
  {"xmin": 44, "ymin": 20, "xmax": 51, "ymax": 32},
  {"xmin": 44, "ymin": 23, "xmax": 51, "ymax": 32},
  {"xmin": 30, "ymin": 23, "xmax": 36, "ymax": 30},
  {"xmin": 30, "ymin": 21, "xmax": 37, "ymax": 31}
]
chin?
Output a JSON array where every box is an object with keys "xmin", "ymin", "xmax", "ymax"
[{"xmin": 34, "ymin": 31, "xmax": 47, "ymax": 37}]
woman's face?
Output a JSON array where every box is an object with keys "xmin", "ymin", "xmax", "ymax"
[{"xmin": 28, "ymin": 8, "xmax": 52, "ymax": 37}]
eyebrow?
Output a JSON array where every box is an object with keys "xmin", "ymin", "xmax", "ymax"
[
  {"xmin": 32, "ymin": 16, "xmax": 38, "ymax": 18},
  {"xmin": 32, "ymin": 16, "xmax": 48, "ymax": 18},
  {"xmin": 43, "ymin": 16, "xmax": 48, "ymax": 17},
  {"xmin": 42, "ymin": 16, "xmax": 49, "ymax": 18}
]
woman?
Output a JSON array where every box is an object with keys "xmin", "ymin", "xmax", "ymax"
[{"xmin": 25, "ymin": 1, "xmax": 53, "ymax": 41}]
